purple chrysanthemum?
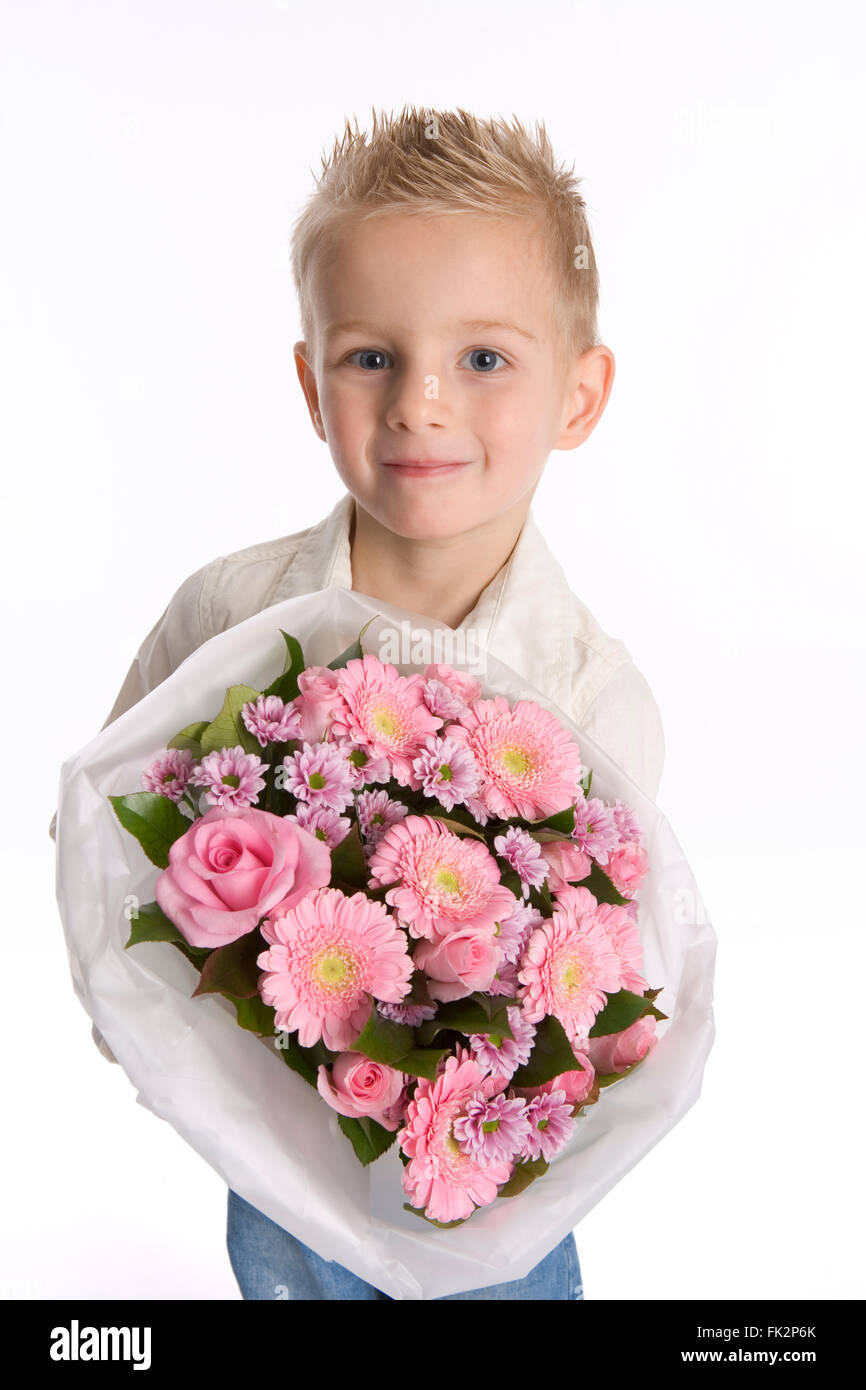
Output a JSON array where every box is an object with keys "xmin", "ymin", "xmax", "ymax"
[
  {"xmin": 356, "ymin": 788, "xmax": 409, "ymax": 848},
  {"xmin": 377, "ymin": 1000, "xmax": 437, "ymax": 1026},
  {"xmin": 453, "ymin": 1091, "xmax": 532, "ymax": 1165},
  {"xmin": 422, "ymin": 678, "xmax": 470, "ymax": 720},
  {"xmin": 495, "ymin": 902, "xmax": 544, "ymax": 964},
  {"xmin": 288, "ymin": 802, "xmax": 351, "ymax": 849},
  {"xmin": 462, "ymin": 793, "xmax": 491, "ymax": 827},
  {"xmin": 468, "ymin": 1005, "xmax": 536, "ymax": 1081},
  {"xmin": 521, "ymin": 1089, "xmax": 576, "ymax": 1161},
  {"xmin": 190, "ymin": 746, "xmax": 267, "ymax": 809},
  {"xmin": 281, "ymin": 740, "xmax": 354, "ymax": 812},
  {"xmin": 332, "ymin": 735, "xmax": 392, "ymax": 790},
  {"xmin": 411, "ymin": 733, "xmax": 481, "ymax": 811},
  {"xmin": 141, "ymin": 748, "xmax": 195, "ymax": 802},
  {"xmin": 241, "ymin": 694, "xmax": 304, "ymax": 748},
  {"xmin": 572, "ymin": 792, "xmax": 620, "ymax": 863},
  {"xmin": 493, "ymin": 827, "xmax": 548, "ymax": 899}
]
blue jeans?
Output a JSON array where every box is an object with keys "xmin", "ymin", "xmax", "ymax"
[{"xmin": 226, "ymin": 1188, "xmax": 583, "ymax": 1300}]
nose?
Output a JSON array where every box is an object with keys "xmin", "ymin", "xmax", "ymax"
[{"xmin": 383, "ymin": 360, "xmax": 450, "ymax": 432}]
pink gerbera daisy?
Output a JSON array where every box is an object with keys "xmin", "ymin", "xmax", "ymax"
[
  {"xmin": 518, "ymin": 902, "xmax": 624, "ymax": 1043},
  {"xmin": 256, "ymin": 887, "xmax": 413, "ymax": 1051},
  {"xmin": 367, "ymin": 814, "xmax": 518, "ymax": 942},
  {"xmin": 141, "ymin": 748, "xmax": 194, "ymax": 802},
  {"xmin": 398, "ymin": 1056, "xmax": 513, "ymax": 1224},
  {"xmin": 593, "ymin": 901, "xmax": 647, "ymax": 994},
  {"xmin": 447, "ymin": 697, "xmax": 582, "ymax": 821},
  {"xmin": 190, "ymin": 746, "xmax": 267, "ymax": 809},
  {"xmin": 330, "ymin": 654, "xmax": 444, "ymax": 787}
]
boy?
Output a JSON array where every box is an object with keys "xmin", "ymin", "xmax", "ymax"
[{"xmin": 56, "ymin": 107, "xmax": 665, "ymax": 1298}]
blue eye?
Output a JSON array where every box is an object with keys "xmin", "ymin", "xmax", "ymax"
[
  {"xmin": 346, "ymin": 349, "xmax": 392, "ymax": 371},
  {"xmin": 461, "ymin": 348, "xmax": 507, "ymax": 373}
]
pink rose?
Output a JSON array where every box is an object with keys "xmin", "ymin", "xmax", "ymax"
[
  {"xmin": 542, "ymin": 841, "xmax": 592, "ymax": 893},
  {"xmin": 414, "ymin": 927, "xmax": 501, "ymax": 1002},
  {"xmin": 316, "ymin": 1052, "xmax": 407, "ymax": 1130},
  {"xmin": 294, "ymin": 666, "xmax": 347, "ymax": 743},
  {"xmin": 605, "ymin": 842, "xmax": 649, "ymax": 896},
  {"xmin": 588, "ymin": 1015, "xmax": 657, "ymax": 1075},
  {"xmin": 155, "ymin": 805, "xmax": 332, "ymax": 949}
]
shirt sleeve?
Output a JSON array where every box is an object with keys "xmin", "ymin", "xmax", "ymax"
[
  {"xmin": 51, "ymin": 563, "xmax": 212, "ymax": 1064},
  {"xmin": 577, "ymin": 661, "xmax": 666, "ymax": 803}
]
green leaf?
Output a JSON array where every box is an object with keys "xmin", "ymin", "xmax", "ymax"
[
  {"xmin": 527, "ymin": 878, "xmax": 555, "ymax": 917},
  {"xmin": 228, "ymin": 994, "xmax": 277, "ymax": 1036},
  {"xmin": 192, "ymin": 925, "xmax": 265, "ymax": 999},
  {"xmin": 497, "ymin": 1156, "xmax": 549, "ymax": 1199},
  {"xmin": 199, "ymin": 684, "xmax": 262, "ymax": 757},
  {"xmin": 397, "ymin": 1047, "xmax": 450, "ymax": 1080},
  {"xmin": 579, "ymin": 768, "xmax": 593, "ymax": 797},
  {"xmin": 349, "ymin": 997, "xmax": 415, "ymax": 1065},
  {"xmin": 166, "ymin": 721, "xmax": 209, "ymax": 755},
  {"xmin": 338, "ymin": 1114, "xmax": 397, "ymax": 1166},
  {"xmin": 584, "ymin": 862, "xmax": 629, "ymax": 905},
  {"xmin": 124, "ymin": 899, "xmax": 186, "ymax": 948},
  {"xmin": 402, "ymin": 1202, "xmax": 468, "ymax": 1229},
  {"xmin": 510, "ymin": 1014, "xmax": 582, "ymax": 1087},
  {"xmin": 529, "ymin": 802, "xmax": 577, "ymax": 834},
  {"xmin": 588, "ymin": 988, "xmax": 650, "ymax": 1037},
  {"xmin": 329, "ymin": 824, "xmax": 367, "ymax": 887},
  {"xmin": 109, "ymin": 792, "xmax": 191, "ymax": 869},
  {"xmin": 327, "ymin": 618, "xmax": 376, "ymax": 671},
  {"xmin": 262, "ymin": 631, "xmax": 306, "ymax": 703},
  {"xmin": 423, "ymin": 813, "xmax": 488, "ymax": 842},
  {"xmin": 415, "ymin": 996, "xmax": 514, "ymax": 1046},
  {"xmin": 275, "ymin": 1033, "xmax": 319, "ymax": 1087}
]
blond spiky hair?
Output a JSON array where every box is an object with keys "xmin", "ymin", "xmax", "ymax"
[{"xmin": 290, "ymin": 105, "xmax": 600, "ymax": 364}]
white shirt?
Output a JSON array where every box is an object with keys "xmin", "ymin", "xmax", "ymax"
[{"xmin": 56, "ymin": 489, "xmax": 665, "ymax": 1061}]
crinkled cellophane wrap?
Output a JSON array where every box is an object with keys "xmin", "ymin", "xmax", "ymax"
[{"xmin": 55, "ymin": 586, "xmax": 717, "ymax": 1299}]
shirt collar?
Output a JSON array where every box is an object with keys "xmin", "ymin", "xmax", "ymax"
[{"xmin": 276, "ymin": 490, "xmax": 575, "ymax": 710}]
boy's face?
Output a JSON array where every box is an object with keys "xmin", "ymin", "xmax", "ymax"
[{"xmin": 294, "ymin": 211, "xmax": 611, "ymax": 541}]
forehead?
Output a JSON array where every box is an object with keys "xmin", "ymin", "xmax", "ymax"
[{"xmin": 311, "ymin": 210, "xmax": 557, "ymax": 338}]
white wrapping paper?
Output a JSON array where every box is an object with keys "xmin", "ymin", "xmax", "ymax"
[{"xmin": 54, "ymin": 586, "xmax": 717, "ymax": 1299}]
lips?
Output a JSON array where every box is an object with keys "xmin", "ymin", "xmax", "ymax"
[{"xmin": 381, "ymin": 459, "xmax": 470, "ymax": 474}]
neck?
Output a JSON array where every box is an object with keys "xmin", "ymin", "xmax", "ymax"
[{"xmin": 348, "ymin": 498, "xmax": 531, "ymax": 630}]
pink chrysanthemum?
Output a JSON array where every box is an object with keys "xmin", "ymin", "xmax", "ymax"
[
  {"xmin": 453, "ymin": 1091, "xmax": 532, "ymax": 1165},
  {"xmin": 493, "ymin": 826, "xmax": 549, "ymax": 899},
  {"xmin": 281, "ymin": 740, "xmax": 355, "ymax": 812},
  {"xmin": 520, "ymin": 1089, "xmax": 576, "ymax": 1161},
  {"xmin": 447, "ymin": 697, "xmax": 582, "ymax": 821},
  {"xmin": 288, "ymin": 802, "xmax": 352, "ymax": 849},
  {"xmin": 330, "ymin": 654, "xmax": 444, "ymax": 787},
  {"xmin": 518, "ymin": 903, "xmax": 624, "ymax": 1043},
  {"xmin": 398, "ymin": 1056, "xmax": 513, "ymax": 1223},
  {"xmin": 257, "ymin": 887, "xmax": 413, "ymax": 1051},
  {"xmin": 368, "ymin": 814, "xmax": 518, "ymax": 943},
  {"xmin": 331, "ymin": 735, "xmax": 392, "ymax": 790},
  {"xmin": 241, "ymin": 694, "xmax": 304, "ymax": 747},
  {"xmin": 463, "ymin": 794, "xmax": 491, "ymax": 826},
  {"xmin": 355, "ymin": 788, "xmax": 409, "ymax": 849},
  {"xmin": 611, "ymin": 799, "xmax": 644, "ymax": 846},
  {"xmin": 468, "ymin": 1004, "xmax": 536, "ymax": 1082},
  {"xmin": 422, "ymin": 662, "xmax": 482, "ymax": 717},
  {"xmin": 422, "ymin": 678, "xmax": 470, "ymax": 720},
  {"xmin": 191, "ymin": 746, "xmax": 267, "ymax": 809},
  {"xmin": 572, "ymin": 792, "xmax": 620, "ymax": 863},
  {"xmin": 410, "ymin": 733, "xmax": 481, "ymax": 810},
  {"xmin": 141, "ymin": 748, "xmax": 194, "ymax": 802}
]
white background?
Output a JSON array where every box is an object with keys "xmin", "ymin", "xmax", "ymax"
[{"xmin": 3, "ymin": 0, "xmax": 864, "ymax": 1299}]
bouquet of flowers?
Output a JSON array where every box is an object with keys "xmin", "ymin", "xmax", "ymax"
[
  {"xmin": 55, "ymin": 587, "xmax": 716, "ymax": 1297},
  {"xmin": 109, "ymin": 621, "xmax": 666, "ymax": 1229}
]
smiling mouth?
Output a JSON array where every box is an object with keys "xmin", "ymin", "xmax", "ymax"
[{"xmin": 381, "ymin": 460, "xmax": 471, "ymax": 476}]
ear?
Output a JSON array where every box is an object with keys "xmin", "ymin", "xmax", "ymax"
[
  {"xmin": 554, "ymin": 345, "xmax": 616, "ymax": 451},
  {"xmin": 293, "ymin": 340, "xmax": 326, "ymax": 439}
]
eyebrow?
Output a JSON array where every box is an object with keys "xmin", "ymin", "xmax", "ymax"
[{"xmin": 324, "ymin": 318, "xmax": 537, "ymax": 343}]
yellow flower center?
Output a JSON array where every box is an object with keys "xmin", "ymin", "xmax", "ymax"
[
  {"xmin": 501, "ymin": 745, "xmax": 530, "ymax": 777},
  {"xmin": 315, "ymin": 950, "xmax": 351, "ymax": 989},
  {"xmin": 433, "ymin": 866, "xmax": 460, "ymax": 894},
  {"xmin": 560, "ymin": 959, "xmax": 583, "ymax": 994},
  {"xmin": 371, "ymin": 705, "xmax": 397, "ymax": 738}
]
